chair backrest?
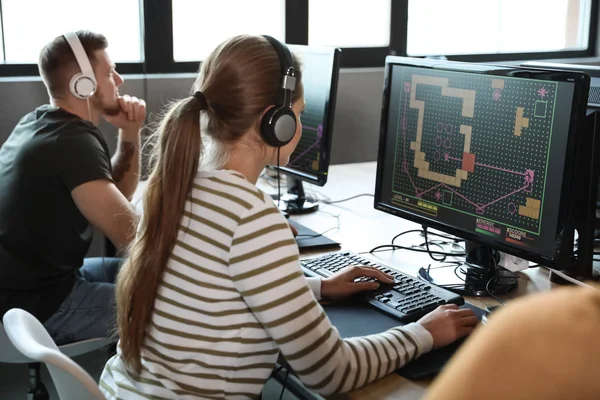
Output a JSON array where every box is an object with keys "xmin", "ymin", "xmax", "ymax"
[
  {"xmin": 0, "ymin": 320, "xmax": 36, "ymax": 363},
  {"xmin": 2, "ymin": 308, "xmax": 106, "ymax": 400}
]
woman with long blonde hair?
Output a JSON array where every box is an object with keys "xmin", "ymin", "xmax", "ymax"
[{"xmin": 100, "ymin": 35, "xmax": 476, "ymax": 399}]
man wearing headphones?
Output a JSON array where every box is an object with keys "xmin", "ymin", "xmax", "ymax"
[{"xmin": 0, "ymin": 31, "xmax": 143, "ymax": 343}]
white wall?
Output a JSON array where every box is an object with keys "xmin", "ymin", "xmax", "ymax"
[{"xmin": 0, "ymin": 68, "xmax": 386, "ymax": 164}]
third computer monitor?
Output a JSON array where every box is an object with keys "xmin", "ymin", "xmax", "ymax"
[
  {"xmin": 374, "ymin": 56, "xmax": 589, "ymax": 270},
  {"xmin": 274, "ymin": 44, "xmax": 341, "ymax": 214}
]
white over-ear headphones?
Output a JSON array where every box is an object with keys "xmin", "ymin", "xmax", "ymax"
[{"xmin": 63, "ymin": 32, "xmax": 97, "ymax": 99}]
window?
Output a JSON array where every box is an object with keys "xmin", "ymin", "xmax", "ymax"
[
  {"xmin": 0, "ymin": 0, "xmax": 143, "ymax": 63},
  {"xmin": 407, "ymin": 0, "xmax": 593, "ymax": 56},
  {"xmin": 0, "ymin": 1, "xmax": 597, "ymax": 75},
  {"xmin": 172, "ymin": 0, "xmax": 285, "ymax": 62},
  {"xmin": 308, "ymin": 0, "xmax": 391, "ymax": 47}
]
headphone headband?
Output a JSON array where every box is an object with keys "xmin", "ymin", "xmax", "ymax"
[
  {"xmin": 63, "ymin": 32, "xmax": 97, "ymax": 98},
  {"xmin": 259, "ymin": 35, "xmax": 298, "ymax": 147},
  {"xmin": 262, "ymin": 35, "xmax": 296, "ymax": 101}
]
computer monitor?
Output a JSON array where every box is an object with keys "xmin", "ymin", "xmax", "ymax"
[
  {"xmin": 374, "ymin": 56, "xmax": 591, "ymax": 295},
  {"xmin": 522, "ymin": 61, "xmax": 600, "ymax": 241},
  {"xmin": 272, "ymin": 45, "xmax": 341, "ymax": 214},
  {"xmin": 522, "ymin": 61, "xmax": 600, "ymax": 109},
  {"xmin": 269, "ymin": 45, "xmax": 342, "ymax": 250}
]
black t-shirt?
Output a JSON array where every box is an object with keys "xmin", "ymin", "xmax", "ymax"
[{"xmin": 0, "ymin": 105, "xmax": 113, "ymax": 322}]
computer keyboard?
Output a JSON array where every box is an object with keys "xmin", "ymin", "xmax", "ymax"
[{"xmin": 301, "ymin": 251, "xmax": 465, "ymax": 323}]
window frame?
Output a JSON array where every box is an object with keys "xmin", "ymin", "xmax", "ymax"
[
  {"xmin": 0, "ymin": 0, "xmax": 597, "ymax": 77},
  {"xmin": 0, "ymin": 0, "xmax": 146, "ymax": 77}
]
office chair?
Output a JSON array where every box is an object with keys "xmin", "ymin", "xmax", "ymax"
[{"xmin": 2, "ymin": 308, "xmax": 113, "ymax": 400}]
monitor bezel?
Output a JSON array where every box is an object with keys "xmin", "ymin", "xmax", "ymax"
[
  {"xmin": 374, "ymin": 56, "xmax": 590, "ymax": 266},
  {"xmin": 274, "ymin": 45, "xmax": 342, "ymax": 187},
  {"xmin": 521, "ymin": 61, "xmax": 600, "ymax": 78}
]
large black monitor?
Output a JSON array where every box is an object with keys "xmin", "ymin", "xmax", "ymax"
[
  {"xmin": 374, "ymin": 56, "xmax": 591, "ymax": 294},
  {"xmin": 522, "ymin": 61, "xmax": 600, "ymax": 240},
  {"xmin": 269, "ymin": 45, "xmax": 342, "ymax": 250}
]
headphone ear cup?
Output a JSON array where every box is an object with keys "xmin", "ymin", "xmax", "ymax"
[
  {"xmin": 69, "ymin": 73, "xmax": 96, "ymax": 99},
  {"xmin": 261, "ymin": 106, "xmax": 281, "ymax": 147},
  {"xmin": 274, "ymin": 108, "xmax": 297, "ymax": 145},
  {"xmin": 261, "ymin": 107, "xmax": 297, "ymax": 147}
]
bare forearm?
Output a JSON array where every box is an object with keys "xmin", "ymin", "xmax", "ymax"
[{"xmin": 111, "ymin": 129, "xmax": 141, "ymax": 200}]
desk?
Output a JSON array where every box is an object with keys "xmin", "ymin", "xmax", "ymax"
[{"xmin": 259, "ymin": 162, "xmax": 555, "ymax": 400}]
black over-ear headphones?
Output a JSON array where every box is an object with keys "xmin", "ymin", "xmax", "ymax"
[{"xmin": 260, "ymin": 35, "xmax": 298, "ymax": 147}]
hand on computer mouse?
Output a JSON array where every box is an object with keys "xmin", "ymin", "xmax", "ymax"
[
  {"xmin": 417, "ymin": 304, "xmax": 478, "ymax": 349},
  {"xmin": 321, "ymin": 266, "xmax": 394, "ymax": 299}
]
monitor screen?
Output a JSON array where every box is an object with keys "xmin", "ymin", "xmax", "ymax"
[
  {"xmin": 522, "ymin": 61, "xmax": 600, "ymax": 109},
  {"xmin": 375, "ymin": 57, "xmax": 589, "ymax": 263},
  {"xmin": 521, "ymin": 62, "xmax": 600, "ymax": 234},
  {"xmin": 277, "ymin": 45, "xmax": 341, "ymax": 186}
]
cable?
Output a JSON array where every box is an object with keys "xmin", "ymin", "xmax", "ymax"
[
  {"xmin": 391, "ymin": 229, "xmax": 464, "ymax": 248},
  {"xmin": 322, "ymin": 193, "xmax": 374, "ymax": 204},
  {"xmin": 427, "ymin": 232, "xmax": 462, "ymax": 241},
  {"xmin": 316, "ymin": 209, "xmax": 341, "ymax": 219},
  {"xmin": 295, "ymin": 210, "xmax": 341, "ymax": 239},
  {"xmin": 378, "ymin": 229, "xmax": 518, "ymax": 298},
  {"xmin": 485, "ymin": 277, "xmax": 507, "ymax": 306},
  {"xmin": 424, "ymin": 227, "xmax": 446, "ymax": 262},
  {"xmin": 427, "ymin": 258, "xmax": 517, "ymax": 299},
  {"xmin": 276, "ymin": 147, "xmax": 282, "ymax": 212},
  {"xmin": 278, "ymin": 367, "xmax": 290, "ymax": 400},
  {"xmin": 483, "ymin": 255, "xmax": 515, "ymax": 305},
  {"xmin": 86, "ymin": 98, "xmax": 92, "ymax": 122},
  {"xmin": 0, "ymin": 2, "xmax": 6, "ymax": 62},
  {"xmin": 370, "ymin": 244, "xmax": 465, "ymax": 257},
  {"xmin": 391, "ymin": 229, "xmax": 423, "ymax": 245},
  {"xmin": 296, "ymin": 226, "xmax": 340, "ymax": 239}
]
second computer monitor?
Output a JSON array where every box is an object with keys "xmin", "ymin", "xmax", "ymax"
[
  {"xmin": 375, "ymin": 57, "xmax": 589, "ymax": 268},
  {"xmin": 273, "ymin": 45, "xmax": 341, "ymax": 214}
]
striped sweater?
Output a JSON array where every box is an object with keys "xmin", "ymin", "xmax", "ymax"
[{"xmin": 99, "ymin": 169, "xmax": 433, "ymax": 399}]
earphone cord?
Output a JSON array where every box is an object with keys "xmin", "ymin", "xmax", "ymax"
[
  {"xmin": 86, "ymin": 98, "xmax": 92, "ymax": 122},
  {"xmin": 277, "ymin": 147, "xmax": 281, "ymax": 210}
]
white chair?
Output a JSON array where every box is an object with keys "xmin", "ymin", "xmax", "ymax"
[{"xmin": 2, "ymin": 308, "xmax": 113, "ymax": 400}]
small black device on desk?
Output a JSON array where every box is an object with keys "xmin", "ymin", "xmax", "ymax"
[{"xmin": 290, "ymin": 219, "xmax": 340, "ymax": 251}]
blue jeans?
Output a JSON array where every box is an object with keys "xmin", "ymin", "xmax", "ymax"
[{"xmin": 42, "ymin": 257, "xmax": 121, "ymax": 345}]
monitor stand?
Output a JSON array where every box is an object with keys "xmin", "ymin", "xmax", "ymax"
[
  {"xmin": 273, "ymin": 177, "xmax": 319, "ymax": 214},
  {"xmin": 419, "ymin": 241, "xmax": 518, "ymax": 297},
  {"xmin": 271, "ymin": 177, "xmax": 340, "ymax": 251}
]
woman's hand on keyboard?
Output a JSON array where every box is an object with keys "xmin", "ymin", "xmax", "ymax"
[
  {"xmin": 417, "ymin": 304, "xmax": 478, "ymax": 349},
  {"xmin": 321, "ymin": 266, "xmax": 394, "ymax": 299}
]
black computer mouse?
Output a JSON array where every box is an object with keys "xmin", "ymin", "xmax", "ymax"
[{"xmin": 481, "ymin": 305, "xmax": 502, "ymax": 325}]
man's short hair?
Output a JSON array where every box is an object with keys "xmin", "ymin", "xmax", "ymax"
[{"xmin": 38, "ymin": 30, "xmax": 108, "ymax": 98}]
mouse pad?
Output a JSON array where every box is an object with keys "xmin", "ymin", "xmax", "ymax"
[{"xmin": 322, "ymin": 300, "xmax": 485, "ymax": 379}]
